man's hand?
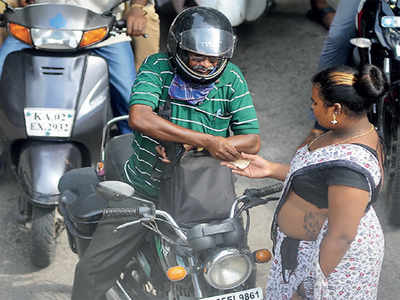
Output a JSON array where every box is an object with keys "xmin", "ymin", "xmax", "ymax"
[
  {"xmin": 18, "ymin": 0, "xmax": 35, "ymax": 7},
  {"xmin": 125, "ymin": 3, "xmax": 147, "ymax": 37},
  {"xmin": 206, "ymin": 136, "xmax": 241, "ymax": 161}
]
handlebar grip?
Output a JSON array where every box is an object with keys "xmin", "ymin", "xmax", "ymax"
[
  {"xmin": 103, "ymin": 207, "xmax": 153, "ymax": 219},
  {"xmin": 244, "ymin": 183, "xmax": 283, "ymax": 198}
]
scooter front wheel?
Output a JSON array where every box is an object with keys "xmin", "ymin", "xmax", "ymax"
[{"xmin": 31, "ymin": 206, "xmax": 56, "ymax": 268}]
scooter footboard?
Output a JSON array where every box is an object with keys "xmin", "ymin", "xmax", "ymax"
[{"xmin": 17, "ymin": 141, "xmax": 83, "ymax": 206}]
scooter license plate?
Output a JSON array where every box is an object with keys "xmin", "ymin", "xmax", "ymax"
[
  {"xmin": 201, "ymin": 287, "xmax": 263, "ymax": 300},
  {"xmin": 24, "ymin": 108, "xmax": 75, "ymax": 138}
]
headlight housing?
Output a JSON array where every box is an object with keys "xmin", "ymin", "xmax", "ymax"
[
  {"xmin": 31, "ymin": 28, "xmax": 83, "ymax": 50},
  {"xmin": 16, "ymin": 26, "xmax": 108, "ymax": 50},
  {"xmin": 203, "ymin": 248, "xmax": 253, "ymax": 290}
]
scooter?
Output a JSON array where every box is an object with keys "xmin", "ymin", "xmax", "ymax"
[
  {"xmin": 156, "ymin": 0, "xmax": 273, "ymax": 27},
  {"xmin": 59, "ymin": 116, "xmax": 283, "ymax": 300},
  {"xmin": 351, "ymin": 0, "xmax": 400, "ymax": 226},
  {"xmin": 0, "ymin": 0, "xmax": 131, "ymax": 268}
]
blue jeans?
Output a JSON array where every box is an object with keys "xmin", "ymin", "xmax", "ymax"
[
  {"xmin": 318, "ymin": 0, "xmax": 361, "ymax": 71},
  {"xmin": 0, "ymin": 36, "xmax": 135, "ymax": 134}
]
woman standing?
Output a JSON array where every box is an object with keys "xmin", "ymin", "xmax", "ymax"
[{"xmin": 223, "ymin": 64, "xmax": 387, "ymax": 299}]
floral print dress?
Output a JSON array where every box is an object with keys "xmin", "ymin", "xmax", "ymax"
[{"xmin": 265, "ymin": 144, "xmax": 385, "ymax": 300}]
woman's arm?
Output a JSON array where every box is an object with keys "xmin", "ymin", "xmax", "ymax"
[
  {"xmin": 319, "ymin": 185, "xmax": 369, "ymax": 277},
  {"xmin": 221, "ymin": 152, "xmax": 289, "ymax": 180}
]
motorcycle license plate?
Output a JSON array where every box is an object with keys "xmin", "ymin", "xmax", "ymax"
[
  {"xmin": 24, "ymin": 108, "xmax": 75, "ymax": 137},
  {"xmin": 201, "ymin": 287, "xmax": 263, "ymax": 300}
]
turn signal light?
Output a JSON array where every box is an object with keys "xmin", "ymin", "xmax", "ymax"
[
  {"xmin": 9, "ymin": 23, "xmax": 32, "ymax": 45},
  {"xmin": 167, "ymin": 266, "xmax": 187, "ymax": 281},
  {"xmin": 96, "ymin": 162, "xmax": 105, "ymax": 176},
  {"xmin": 80, "ymin": 27, "xmax": 108, "ymax": 48},
  {"xmin": 254, "ymin": 249, "xmax": 272, "ymax": 263}
]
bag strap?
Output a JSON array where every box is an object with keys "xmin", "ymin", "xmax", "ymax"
[{"xmin": 152, "ymin": 98, "xmax": 185, "ymax": 180}]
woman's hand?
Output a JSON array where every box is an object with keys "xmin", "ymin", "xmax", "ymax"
[{"xmin": 221, "ymin": 153, "xmax": 273, "ymax": 178}]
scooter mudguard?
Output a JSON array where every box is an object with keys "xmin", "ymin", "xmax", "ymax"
[{"xmin": 18, "ymin": 141, "xmax": 83, "ymax": 206}]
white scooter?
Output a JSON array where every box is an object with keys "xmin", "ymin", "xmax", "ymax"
[{"xmin": 157, "ymin": 0, "xmax": 273, "ymax": 26}]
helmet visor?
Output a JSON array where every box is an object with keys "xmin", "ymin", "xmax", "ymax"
[{"xmin": 180, "ymin": 28, "xmax": 235, "ymax": 58}]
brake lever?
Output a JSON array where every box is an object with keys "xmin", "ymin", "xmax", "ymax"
[{"xmin": 114, "ymin": 216, "xmax": 152, "ymax": 232}]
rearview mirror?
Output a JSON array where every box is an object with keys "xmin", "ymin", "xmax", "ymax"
[
  {"xmin": 350, "ymin": 38, "xmax": 372, "ymax": 49},
  {"xmin": 96, "ymin": 181, "xmax": 135, "ymax": 202}
]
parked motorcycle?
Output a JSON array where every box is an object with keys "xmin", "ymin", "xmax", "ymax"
[
  {"xmin": 156, "ymin": 0, "xmax": 273, "ymax": 27},
  {"xmin": 0, "ymin": 0, "xmax": 131, "ymax": 267},
  {"xmin": 59, "ymin": 116, "xmax": 282, "ymax": 300},
  {"xmin": 352, "ymin": 0, "xmax": 400, "ymax": 225}
]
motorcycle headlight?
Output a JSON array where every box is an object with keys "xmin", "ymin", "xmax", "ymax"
[
  {"xmin": 31, "ymin": 28, "xmax": 83, "ymax": 50},
  {"xmin": 383, "ymin": 27, "xmax": 400, "ymax": 57},
  {"xmin": 203, "ymin": 248, "xmax": 252, "ymax": 290}
]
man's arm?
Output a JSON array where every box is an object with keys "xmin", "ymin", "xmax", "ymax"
[
  {"xmin": 125, "ymin": 0, "xmax": 148, "ymax": 37},
  {"xmin": 226, "ymin": 134, "xmax": 260, "ymax": 155},
  {"xmin": 129, "ymin": 104, "xmax": 243, "ymax": 161}
]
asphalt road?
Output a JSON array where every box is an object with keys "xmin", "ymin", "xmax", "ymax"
[{"xmin": 0, "ymin": 1, "xmax": 399, "ymax": 299}]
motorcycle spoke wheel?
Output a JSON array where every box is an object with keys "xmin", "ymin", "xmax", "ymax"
[{"xmin": 31, "ymin": 206, "xmax": 56, "ymax": 268}]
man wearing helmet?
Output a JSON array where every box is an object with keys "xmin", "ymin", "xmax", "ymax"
[
  {"xmin": 69, "ymin": 7, "xmax": 260, "ymax": 300},
  {"xmin": 125, "ymin": 6, "xmax": 260, "ymax": 197}
]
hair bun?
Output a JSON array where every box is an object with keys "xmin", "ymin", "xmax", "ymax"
[{"xmin": 354, "ymin": 64, "xmax": 388, "ymax": 99}]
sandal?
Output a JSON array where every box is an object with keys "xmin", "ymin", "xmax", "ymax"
[{"xmin": 306, "ymin": 6, "xmax": 336, "ymax": 30}]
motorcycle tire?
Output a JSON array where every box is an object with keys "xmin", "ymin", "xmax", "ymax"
[{"xmin": 31, "ymin": 206, "xmax": 56, "ymax": 268}]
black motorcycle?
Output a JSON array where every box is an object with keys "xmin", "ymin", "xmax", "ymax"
[
  {"xmin": 353, "ymin": 0, "xmax": 400, "ymax": 225},
  {"xmin": 59, "ymin": 116, "xmax": 282, "ymax": 300}
]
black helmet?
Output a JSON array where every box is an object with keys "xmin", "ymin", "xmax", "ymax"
[{"xmin": 167, "ymin": 6, "xmax": 236, "ymax": 84}]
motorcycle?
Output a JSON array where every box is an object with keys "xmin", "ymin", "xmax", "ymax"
[
  {"xmin": 0, "ymin": 0, "xmax": 132, "ymax": 267},
  {"xmin": 156, "ymin": 0, "xmax": 273, "ymax": 27},
  {"xmin": 59, "ymin": 116, "xmax": 283, "ymax": 300},
  {"xmin": 352, "ymin": 0, "xmax": 400, "ymax": 225}
]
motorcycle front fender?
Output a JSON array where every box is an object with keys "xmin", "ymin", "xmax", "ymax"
[{"xmin": 18, "ymin": 141, "xmax": 83, "ymax": 206}]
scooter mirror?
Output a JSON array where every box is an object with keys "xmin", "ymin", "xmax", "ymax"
[
  {"xmin": 96, "ymin": 181, "xmax": 135, "ymax": 202},
  {"xmin": 350, "ymin": 38, "xmax": 372, "ymax": 49}
]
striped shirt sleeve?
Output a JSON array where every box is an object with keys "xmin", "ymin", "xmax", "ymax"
[
  {"xmin": 228, "ymin": 66, "xmax": 260, "ymax": 135},
  {"xmin": 129, "ymin": 55, "xmax": 163, "ymax": 110}
]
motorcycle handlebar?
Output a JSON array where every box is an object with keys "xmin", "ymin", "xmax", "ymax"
[
  {"xmin": 244, "ymin": 182, "xmax": 283, "ymax": 198},
  {"xmin": 103, "ymin": 207, "xmax": 154, "ymax": 219}
]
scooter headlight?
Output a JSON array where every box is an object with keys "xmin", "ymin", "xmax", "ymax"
[
  {"xmin": 31, "ymin": 28, "xmax": 83, "ymax": 50},
  {"xmin": 203, "ymin": 248, "xmax": 252, "ymax": 290}
]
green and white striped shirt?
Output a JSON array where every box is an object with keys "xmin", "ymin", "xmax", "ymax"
[{"xmin": 125, "ymin": 53, "xmax": 259, "ymax": 198}]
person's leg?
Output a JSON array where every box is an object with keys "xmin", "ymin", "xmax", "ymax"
[
  {"xmin": 93, "ymin": 42, "xmax": 136, "ymax": 134},
  {"xmin": 132, "ymin": 4, "xmax": 160, "ymax": 72},
  {"xmin": 308, "ymin": 0, "xmax": 336, "ymax": 29},
  {"xmin": 318, "ymin": 0, "xmax": 361, "ymax": 71},
  {"xmin": 60, "ymin": 167, "xmax": 154, "ymax": 300},
  {"xmin": 0, "ymin": 35, "xmax": 31, "ymax": 76},
  {"xmin": 71, "ymin": 219, "xmax": 148, "ymax": 300}
]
